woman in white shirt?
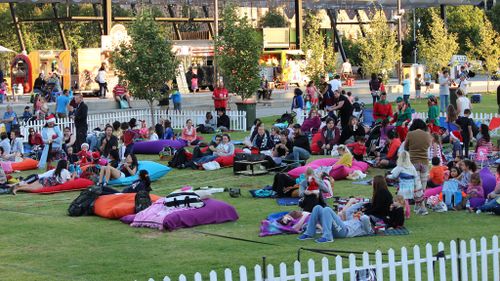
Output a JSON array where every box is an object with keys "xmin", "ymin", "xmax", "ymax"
[
  {"xmin": 456, "ymin": 89, "xmax": 471, "ymax": 117},
  {"xmin": 13, "ymin": 160, "xmax": 74, "ymax": 194},
  {"xmin": 96, "ymin": 63, "xmax": 107, "ymax": 99}
]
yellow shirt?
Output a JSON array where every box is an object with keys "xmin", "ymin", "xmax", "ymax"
[{"xmin": 336, "ymin": 153, "xmax": 353, "ymax": 167}]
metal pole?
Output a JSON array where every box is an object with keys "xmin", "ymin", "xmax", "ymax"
[
  {"xmin": 213, "ymin": 0, "xmax": 219, "ymax": 82},
  {"xmin": 397, "ymin": 0, "xmax": 403, "ymax": 83},
  {"xmin": 413, "ymin": 9, "xmax": 416, "ymax": 64}
]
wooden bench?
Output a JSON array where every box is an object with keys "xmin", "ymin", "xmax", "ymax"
[{"xmin": 233, "ymin": 159, "xmax": 269, "ymax": 176}]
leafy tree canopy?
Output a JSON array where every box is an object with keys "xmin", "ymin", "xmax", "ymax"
[{"xmin": 258, "ymin": 10, "xmax": 288, "ymax": 28}]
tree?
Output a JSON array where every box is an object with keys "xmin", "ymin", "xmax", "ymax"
[
  {"xmin": 417, "ymin": 11, "xmax": 459, "ymax": 77},
  {"xmin": 486, "ymin": 3, "xmax": 500, "ymax": 33},
  {"xmin": 302, "ymin": 13, "xmax": 335, "ymax": 85},
  {"xmin": 215, "ymin": 5, "xmax": 262, "ymax": 102},
  {"xmin": 466, "ymin": 17, "xmax": 500, "ymax": 92},
  {"xmin": 446, "ymin": 6, "xmax": 485, "ymax": 54},
  {"xmin": 258, "ymin": 10, "xmax": 288, "ymax": 28},
  {"xmin": 113, "ymin": 9, "xmax": 178, "ymax": 124},
  {"xmin": 357, "ymin": 10, "xmax": 400, "ymax": 80}
]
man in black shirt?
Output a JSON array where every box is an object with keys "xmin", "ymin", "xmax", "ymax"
[
  {"xmin": 73, "ymin": 93, "xmax": 88, "ymax": 152},
  {"xmin": 285, "ymin": 124, "xmax": 311, "ymax": 167},
  {"xmin": 331, "ymin": 90, "xmax": 353, "ymax": 132},
  {"xmin": 216, "ymin": 109, "xmax": 230, "ymax": 132}
]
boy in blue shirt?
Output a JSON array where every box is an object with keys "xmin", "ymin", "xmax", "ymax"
[
  {"xmin": 170, "ymin": 89, "xmax": 182, "ymax": 112},
  {"xmin": 56, "ymin": 89, "xmax": 70, "ymax": 118},
  {"xmin": 402, "ymin": 74, "xmax": 411, "ymax": 103}
]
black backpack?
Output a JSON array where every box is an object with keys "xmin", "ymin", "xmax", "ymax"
[
  {"xmin": 134, "ymin": 190, "xmax": 152, "ymax": 213},
  {"xmin": 68, "ymin": 187, "xmax": 101, "ymax": 216},
  {"xmin": 168, "ymin": 148, "xmax": 189, "ymax": 168}
]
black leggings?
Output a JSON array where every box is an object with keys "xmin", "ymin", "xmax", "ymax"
[
  {"xmin": 272, "ymin": 173, "xmax": 296, "ymax": 198},
  {"xmin": 23, "ymin": 174, "xmax": 39, "ymax": 184}
]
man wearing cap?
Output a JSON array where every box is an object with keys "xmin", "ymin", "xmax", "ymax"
[
  {"xmin": 372, "ymin": 92, "xmax": 393, "ymax": 123},
  {"xmin": 392, "ymin": 97, "xmax": 412, "ymax": 141},
  {"xmin": 284, "ymin": 124, "xmax": 311, "ymax": 167},
  {"xmin": 73, "ymin": 93, "xmax": 88, "ymax": 152}
]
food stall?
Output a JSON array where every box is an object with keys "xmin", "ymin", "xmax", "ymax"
[{"xmin": 28, "ymin": 50, "xmax": 71, "ymax": 91}]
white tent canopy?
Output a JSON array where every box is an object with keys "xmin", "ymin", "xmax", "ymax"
[{"xmin": 0, "ymin": 45, "xmax": 15, "ymax": 53}]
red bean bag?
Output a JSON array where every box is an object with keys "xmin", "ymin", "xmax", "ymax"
[
  {"xmin": 310, "ymin": 133, "xmax": 322, "ymax": 154},
  {"xmin": 28, "ymin": 178, "xmax": 94, "ymax": 194},
  {"xmin": 309, "ymin": 158, "xmax": 338, "ymax": 167},
  {"xmin": 288, "ymin": 165, "xmax": 319, "ymax": 178},
  {"xmin": 11, "ymin": 158, "xmax": 39, "ymax": 171},
  {"xmin": 93, "ymin": 193, "xmax": 162, "ymax": 219},
  {"xmin": 214, "ymin": 149, "xmax": 244, "ymax": 167},
  {"xmin": 329, "ymin": 165, "xmax": 349, "ymax": 180}
]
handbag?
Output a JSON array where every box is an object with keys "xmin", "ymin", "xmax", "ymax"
[{"xmin": 118, "ymin": 98, "xmax": 130, "ymax": 109}]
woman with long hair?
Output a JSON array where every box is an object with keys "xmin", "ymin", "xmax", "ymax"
[
  {"xmin": 97, "ymin": 153, "xmax": 138, "ymax": 187},
  {"xmin": 13, "ymin": 160, "xmax": 74, "ymax": 193},
  {"xmin": 475, "ymin": 124, "xmax": 493, "ymax": 154},
  {"xmin": 101, "ymin": 169, "xmax": 152, "ymax": 195},
  {"xmin": 363, "ymin": 175, "xmax": 393, "ymax": 219}
]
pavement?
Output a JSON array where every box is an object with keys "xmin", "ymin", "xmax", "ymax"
[{"xmin": 1, "ymin": 76, "xmax": 498, "ymax": 118}]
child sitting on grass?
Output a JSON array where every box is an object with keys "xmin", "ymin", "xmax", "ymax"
[
  {"xmin": 458, "ymin": 160, "xmax": 477, "ymax": 191},
  {"xmin": 333, "ymin": 145, "xmax": 353, "ymax": 168},
  {"xmin": 346, "ymin": 135, "xmax": 367, "ymax": 161},
  {"xmin": 476, "ymin": 181, "xmax": 500, "ymax": 214},
  {"xmin": 428, "ymin": 157, "xmax": 448, "ymax": 188},
  {"xmin": 465, "ymin": 172, "xmax": 484, "ymax": 211},
  {"xmin": 77, "ymin": 143, "xmax": 92, "ymax": 165},
  {"xmin": 386, "ymin": 195, "xmax": 407, "ymax": 227}
]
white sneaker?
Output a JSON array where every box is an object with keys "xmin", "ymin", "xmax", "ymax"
[{"xmin": 475, "ymin": 209, "xmax": 482, "ymax": 214}]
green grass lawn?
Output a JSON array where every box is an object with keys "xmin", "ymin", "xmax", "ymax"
[{"xmin": 0, "ymin": 95, "xmax": 498, "ymax": 281}]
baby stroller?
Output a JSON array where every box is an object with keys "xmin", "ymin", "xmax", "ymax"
[
  {"xmin": 365, "ymin": 123, "xmax": 382, "ymax": 157},
  {"xmin": 352, "ymin": 99, "xmax": 365, "ymax": 124},
  {"xmin": 274, "ymin": 111, "xmax": 296, "ymax": 129}
]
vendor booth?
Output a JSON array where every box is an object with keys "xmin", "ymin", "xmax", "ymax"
[{"xmin": 28, "ymin": 50, "xmax": 71, "ymax": 91}]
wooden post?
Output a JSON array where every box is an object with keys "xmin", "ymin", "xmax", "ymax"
[
  {"xmin": 92, "ymin": 4, "xmax": 104, "ymax": 35},
  {"xmin": 102, "ymin": 0, "xmax": 112, "ymax": 35},
  {"xmin": 9, "ymin": 3, "xmax": 25, "ymax": 51},
  {"xmin": 167, "ymin": 5, "xmax": 182, "ymax": 40},
  {"xmin": 327, "ymin": 9, "xmax": 347, "ymax": 62},
  {"xmin": 295, "ymin": 0, "xmax": 303, "ymax": 50},
  {"xmin": 52, "ymin": 3, "xmax": 69, "ymax": 50}
]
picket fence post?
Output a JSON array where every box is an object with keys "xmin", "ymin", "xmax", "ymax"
[
  {"xmin": 480, "ymin": 237, "xmax": 488, "ymax": 281},
  {"xmin": 209, "ymin": 270, "xmax": 217, "ymax": 281},
  {"xmin": 194, "ymin": 272, "xmax": 202, "ymax": 281},
  {"xmin": 239, "ymin": 266, "xmax": 248, "ymax": 281},
  {"xmin": 375, "ymin": 250, "xmax": 384, "ymax": 281},
  {"xmin": 279, "ymin": 262, "xmax": 287, "ymax": 281},
  {"xmin": 470, "ymin": 239, "xmax": 478, "ymax": 281},
  {"xmin": 267, "ymin": 264, "xmax": 275, "ymax": 281},
  {"xmin": 437, "ymin": 242, "xmax": 446, "ymax": 281},
  {"xmin": 254, "ymin": 265, "xmax": 263, "ymax": 281},
  {"xmin": 413, "ymin": 245, "xmax": 422, "ymax": 281},
  {"xmin": 401, "ymin": 247, "xmax": 409, "ymax": 281},
  {"xmin": 450, "ymin": 240, "xmax": 459, "ymax": 281},
  {"xmin": 293, "ymin": 261, "xmax": 301, "ymax": 281},
  {"xmin": 460, "ymin": 239, "xmax": 469, "ymax": 281},
  {"xmin": 307, "ymin": 259, "xmax": 315, "ymax": 281},
  {"xmin": 425, "ymin": 243, "xmax": 435, "ymax": 281},
  {"xmin": 493, "ymin": 236, "xmax": 499, "ymax": 281},
  {"xmin": 335, "ymin": 255, "xmax": 343, "ymax": 281},
  {"xmin": 321, "ymin": 257, "xmax": 329, "ymax": 281},
  {"xmin": 348, "ymin": 254, "xmax": 357, "ymax": 280}
]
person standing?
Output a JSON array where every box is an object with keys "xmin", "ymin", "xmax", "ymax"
[
  {"xmin": 73, "ymin": 93, "xmax": 88, "ymax": 152},
  {"xmin": 291, "ymin": 88, "xmax": 304, "ymax": 125},
  {"xmin": 55, "ymin": 89, "xmax": 70, "ymax": 118},
  {"xmin": 369, "ymin": 73, "xmax": 381, "ymax": 104},
  {"xmin": 212, "ymin": 81, "xmax": 229, "ymax": 111},
  {"xmin": 456, "ymin": 89, "xmax": 471, "ymax": 117},
  {"xmin": 439, "ymin": 70, "xmax": 452, "ymax": 113},
  {"xmin": 414, "ymin": 74, "xmax": 423, "ymax": 99},
  {"xmin": 341, "ymin": 59, "xmax": 353, "ymax": 81},
  {"xmin": 455, "ymin": 74, "xmax": 469, "ymax": 95},
  {"xmin": 96, "ymin": 63, "xmax": 107, "ymax": 99},
  {"xmin": 402, "ymin": 74, "xmax": 411, "ymax": 103},
  {"xmin": 404, "ymin": 119, "xmax": 431, "ymax": 215},
  {"xmin": 331, "ymin": 90, "xmax": 353, "ymax": 133},
  {"xmin": 329, "ymin": 74, "xmax": 342, "ymax": 93}
]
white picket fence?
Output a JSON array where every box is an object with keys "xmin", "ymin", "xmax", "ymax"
[
  {"xmin": 151, "ymin": 236, "xmax": 500, "ymax": 281},
  {"xmin": 414, "ymin": 112, "xmax": 499, "ymax": 136},
  {"xmin": 19, "ymin": 109, "xmax": 247, "ymax": 142}
]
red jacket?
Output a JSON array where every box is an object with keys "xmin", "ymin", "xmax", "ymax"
[
  {"xmin": 373, "ymin": 102, "xmax": 393, "ymax": 121},
  {"xmin": 212, "ymin": 87, "xmax": 228, "ymax": 109},
  {"xmin": 28, "ymin": 133, "xmax": 43, "ymax": 146},
  {"xmin": 347, "ymin": 142, "xmax": 367, "ymax": 156}
]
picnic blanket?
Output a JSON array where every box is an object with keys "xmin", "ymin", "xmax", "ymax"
[
  {"xmin": 377, "ymin": 227, "xmax": 410, "ymax": 236},
  {"xmin": 249, "ymin": 186, "xmax": 276, "ymax": 198},
  {"xmin": 259, "ymin": 211, "xmax": 310, "ymax": 237},
  {"xmin": 276, "ymin": 197, "xmax": 300, "ymax": 206}
]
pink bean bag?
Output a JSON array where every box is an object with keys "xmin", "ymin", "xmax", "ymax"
[
  {"xmin": 424, "ymin": 186, "xmax": 443, "ymax": 198},
  {"xmin": 288, "ymin": 165, "xmax": 319, "ymax": 178},
  {"xmin": 352, "ymin": 161, "xmax": 369, "ymax": 172},
  {"xmin": 309, "ymin": 158, "xmax": 338, "ymax": 167},
  {"xmin": 28, "ymin": 178, "xmax": 94, "ymax": 194},
  {"xmin": 329, "ymin": 165, "xmax": 349, "ymax": 180}
]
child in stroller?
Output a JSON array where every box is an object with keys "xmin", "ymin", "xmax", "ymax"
[{"xmin": 352, "ymin": 97, "xmax": 364, "ymax": 124}]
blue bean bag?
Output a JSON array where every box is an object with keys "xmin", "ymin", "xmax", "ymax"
[
  {"xmin": 108, "ymin": 161, "xmax": 171, "ymax": 186},
  {"xmin": 133, "ymin": 140, "xmax": 186, "ymax": 154}
]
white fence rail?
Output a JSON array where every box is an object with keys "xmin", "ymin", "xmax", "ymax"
[
  {"xmin": 19, "ymin": 109, "xmax": 247, "ymax": 142},
  {"xmin": 151, "ymin": 235, "xmax": 500, "ymax": 281}
]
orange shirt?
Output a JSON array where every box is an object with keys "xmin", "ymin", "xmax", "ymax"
[{"xmin": 429, "ymin": 166, "xmax": 448, "ymax": 185}]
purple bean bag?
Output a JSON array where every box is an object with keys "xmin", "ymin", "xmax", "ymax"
[
  {"xmin": 469, "ymin": 198, "xmax": 486, "ymax": 209},
  {"xmin": 133, "ymin": 139, "xmax": 186, "ymax": 154},
  {"xmin": 470, "ymin": 167, "xmax": 498, "ymax": 209},
  {"xmin": 121, "ymin": 199, "xmax": 239, "ymax": 231}
]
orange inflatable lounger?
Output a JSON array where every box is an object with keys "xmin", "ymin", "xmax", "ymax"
[
  {"xmin": 11, "ymin": 158, "xmax": 39, "ymax": 171},
  {"xmin": 93, "ymin": 193, "xmax": 161, "ymax": 219}
]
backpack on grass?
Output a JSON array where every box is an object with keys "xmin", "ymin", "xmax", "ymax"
[
  {"xmin": 68, "ymin": 187, "xmax": 101, "ymax": 216},
  {"xmin": 168, "ymin": 148, "xmax": 189, "ymax": 168},
  {"xmin": 134, "ymin": 190, "xmax": 152, "ymax": 213}
]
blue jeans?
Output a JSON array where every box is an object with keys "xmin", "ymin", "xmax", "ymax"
[
  {"xmin": 479, "ymin": 198, "xmax": 500, "ymax": 212},
  {"xmin": 403, "ymin": 95, "xmax": 410, "ymax": 103},
  {"xmin": 195, "ymin": 155, "xmax": 217, "ymax": 164},
  {"xmin": 304, "ymin": 206, "xmax": 349, "ymax": 240},
  {"xmin": 440, "ymin": 94, "xmax": 449, "ymax": 113},
  {"xmin": 285, "ymin": 147, "xmax": 310, "ymax": 166}
]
